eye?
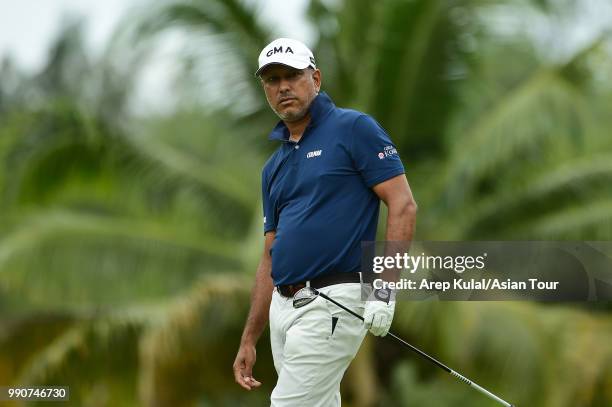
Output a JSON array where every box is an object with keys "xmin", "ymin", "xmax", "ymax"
[{"xmin": 263, "ymin": 76, "xmax": 279, "ymax": 85}]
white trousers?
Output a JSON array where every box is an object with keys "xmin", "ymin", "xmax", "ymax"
[{"xmin": 269, "ymin": 283, "xmax": 367, "ymax": 407}]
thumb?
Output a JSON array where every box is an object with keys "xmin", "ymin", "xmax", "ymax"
[
  {"xmin": 243, "ymin": 365, "xmax": 253, "ymax": 377},
  {"xmin": 364, "ymin": 312, "xmax": 373, "ymax": 329},
  {"xmin": 244, "ymin": 351, "xmax": 257, "ymax": 374},
  {"xmin": 242, "ymin": 357, "xmax": 253, "ymax": 376}
]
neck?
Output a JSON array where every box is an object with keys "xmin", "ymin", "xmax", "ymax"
[{"xmin": 285, "ymin": 113, "xmax": 311, "ymax": 142}]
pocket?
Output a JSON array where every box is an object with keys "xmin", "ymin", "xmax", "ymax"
[
  {"xmin": 315, "ymin": 296, "xmax": 336, "ymax": 338},
  {"xmin": 298, "ymin": 296, "xmax": 337, "ymax": 340},
  {"xmin": 284, "ymin": 297, "xmax": 334, "ymax": 356},
  {"xmin": 331, "ymin": 316, "xmax": 339, "ymax": 336}
]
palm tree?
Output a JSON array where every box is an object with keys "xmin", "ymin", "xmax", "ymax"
[{"xmin": 0, "ymin": 14, "xmax": 266, "ymax": 406}]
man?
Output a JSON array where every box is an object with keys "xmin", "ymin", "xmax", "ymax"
[{"xmin": 233, "ymin": 38, "xmax": 417, "ymax": 406}]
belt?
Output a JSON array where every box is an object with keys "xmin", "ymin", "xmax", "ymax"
[{"xmin": 276, "ymin": 272, "xmax": 362, "ymax": 298}]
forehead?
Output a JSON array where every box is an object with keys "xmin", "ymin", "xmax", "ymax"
[{"xmin": 259, "ymin": 64, "xmax": 302, "ymax": 77}]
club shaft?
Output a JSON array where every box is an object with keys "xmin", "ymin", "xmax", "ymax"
[
  {"xmin": 318, "ymin": 291, "xmax": 365, "ymax": 321},
  {"xmin": 317, "ymin": 291, "xmax": 514, "ymax": 407},
  {"xmin": 452, "ymin": 372, "xmax": 514, "ymax": 407}
]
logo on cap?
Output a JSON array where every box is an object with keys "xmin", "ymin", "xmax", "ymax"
[
  {"xmin": 256, "ymin": 38, "xmax": 316, "ymax": 76},
  {"xmin": 266, "ymin": 46, "xmax": 294, "ymax": 57}
]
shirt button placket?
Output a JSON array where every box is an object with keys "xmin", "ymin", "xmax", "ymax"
[{"xmin": 291, "ymin": 143, "xmax": 301, "ymax": 166}]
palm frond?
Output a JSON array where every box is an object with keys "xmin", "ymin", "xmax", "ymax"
[
  {"xmin": 136, "ymin": 0, "xmax": 272, "ymax": 116},
  {"xmin": 511, "ymin": 200, "xmax": 612, "ymax": 238},
  {"xmin": 0, "ymin": 312, "xmax": 75, "ymax": 386},
  {"xmin": 138, "ymin": 274, "xmax": 273, "ymax": 406},
  {"xmin": 392, "ymin": 301, "xmax": 612, "ymax": 406},
  {"xmin": 16, "ymin": 317, "xmax": 143, "ymax": 407},
  {"xmin": 126, "ymin": 134, "xmax": 257, "ymax": 212},
  {"xmin": 0, "ymin": 209, "xmax": 243, "ymax": 309},
  {"xmin": 444, "ymin": 35, "xmax": 607, "ymax": 202},
  {"xmin": 454, "ymin": 153, "xmax": 612, "ymax": 237},
  {"xmin": 311, "ymin": 0, "xmax": 465, "ymax": 160}
]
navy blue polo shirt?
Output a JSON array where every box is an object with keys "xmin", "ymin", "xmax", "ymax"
[{"xmin": 262, "ymin": 92, "xmax": 405, "ymax": 286}]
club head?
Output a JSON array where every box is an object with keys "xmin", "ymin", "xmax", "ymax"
[{"xmin": 292, "ymin": 286, "xmax": 319, "ymax": 308}]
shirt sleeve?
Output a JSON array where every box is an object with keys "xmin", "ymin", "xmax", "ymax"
[
  {"xmin": 350, "ymin": 114, "xmax": 405, "ymax": 188},
  {"xmin": 262, "ymin": 169, "xmax": 276, "ymax": 234}
]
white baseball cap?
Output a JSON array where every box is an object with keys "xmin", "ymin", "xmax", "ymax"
[{"xmin": 255, "ymin": 38, "xmax": 316, "ymax": 76}]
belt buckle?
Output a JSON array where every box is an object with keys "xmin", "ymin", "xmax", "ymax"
[
  {"xmin": 290, "ymin": 283, "xmax": 306, "ymax": 297},
  {"xmin": 277, "ymin": 281, "xmax": 311, "ymax": 298},
  {"xmin": 279, "ymin": 283, "xmax": 305, "ymax": 298}
]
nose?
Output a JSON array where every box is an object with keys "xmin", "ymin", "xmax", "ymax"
[{"xmin": 278, "ymin": 76, "xmax": 292, "ymax": 93}]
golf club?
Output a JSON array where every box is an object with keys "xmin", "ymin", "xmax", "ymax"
[{"xmin": 293, "ymin": 286, "xmax": 515, "ymax": 407}]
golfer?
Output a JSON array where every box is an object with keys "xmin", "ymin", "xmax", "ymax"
[{"xmin": 233, "ymin": 38, "xmax": 417, "ymax": 406}]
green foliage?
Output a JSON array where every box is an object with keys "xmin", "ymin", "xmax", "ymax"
[
  {"xmin": 388, "ymin": 301, "xmax": 612, "ymax": 406},
  {"xmin": 383, "ymin": 362, "xmax": 486, "ymax": 406},
  {"xmin": 139, "ymin": 276, "xmax": 275, "ymax": 406},
  {"xmin": 309, "ymin": 0, "xmax": 468, "ymax": 161}
]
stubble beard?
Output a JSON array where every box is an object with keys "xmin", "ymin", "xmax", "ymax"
[
  {"xmin": 272, "ymin": 92, "xmax": 316, "ymax": 123},
  {"xmin": 274, "ymin": 105, "xmax": 308, "ymax": 122}
]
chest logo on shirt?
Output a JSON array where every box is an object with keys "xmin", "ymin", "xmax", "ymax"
[
  {"xmin": 306, "ymin": 149, "xmax": 323, "ymax": 159},
  {"xmin": 378, "ymin": 145, "xmax": 398, "ymax": 159}
]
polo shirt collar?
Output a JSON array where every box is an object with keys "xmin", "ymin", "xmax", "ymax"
[{"xmin": 268, "ymin": 91, "xmax": 335, "ymax": 141}]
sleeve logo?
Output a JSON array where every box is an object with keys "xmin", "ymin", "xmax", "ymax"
[{"xmin": 378, "ymin": 145, "xmax": 398, "ymax": 159}]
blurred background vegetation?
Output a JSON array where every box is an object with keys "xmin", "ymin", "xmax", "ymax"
[{"xmin": 1, "ymin": 0, "xmax": 612, "ymax": 405}]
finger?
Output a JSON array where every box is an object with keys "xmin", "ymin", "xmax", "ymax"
[
  {"xmin": 249, "ymin": 377, "xmax": 262, "ymax": 387},
  {"xmin": 233, "ymin": 359, "xmax": 253, "ymax": 390},
  {"xmin": 364, "ymin": 313, "xmax": 373, "ymax": 329},
  {"xmin": 380, "ymin": 315, "xmax": 388, "ymax": 335},
  {"xmin": 243, "ymin": 366, "xmax": 253, "ymax": 378},
  {"xmin": 380, "ymin": 317, "xmax": 390, "ymax": 337},
  {"xmin": 370, "ymin": 315, "xmax": 380, "ymax": 336},
  {"xmin": 234, "ymin": 369, "xmax": 252, "ymax": 390},
  {"xmin": 367, "ymin": 314, "xmax": 376, "ymax": 334},
  {"xmin": 244, "ymin": 375, "xmax": 262, "ymax": 389},
  {"xmin": 372, "ymin": 314, "xmax": 385, "ymax": 336}
]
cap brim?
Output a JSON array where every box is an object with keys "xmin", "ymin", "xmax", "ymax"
[{"xmin": 254, "ymin": 61, "xmax": 312, "ymax": 77}]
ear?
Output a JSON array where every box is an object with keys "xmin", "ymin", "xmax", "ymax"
[{"xmin": 312, "ymin": 69, "xmax": 322, "ymax": 93}]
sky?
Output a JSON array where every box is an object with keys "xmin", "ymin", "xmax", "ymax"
[
  {"xmin": 0, "ymin": 0, "xmax": 314, "ymax": 113},
  {"xmin": 3, "ymin": 0, "xmax": 612, "ymax": 71},
  {"xmin": 1, "ymin": 0, "xmax": 610, "ymax": 112},
  {"xmin": 0, "ymin": 0, "xmax": 128, "ymax": 70},
  {"xmin": 0, "ymin": 0, "xmax": 313, "ymax": 71}
]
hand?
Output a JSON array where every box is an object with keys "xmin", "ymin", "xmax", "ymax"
[
  {"xmin": 363, "ymin": 293, "xmax": 395, "ymax": 337},
  {"xmin": 233, "ymin": 343, "xmax": 262, "ymax": 390}
]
